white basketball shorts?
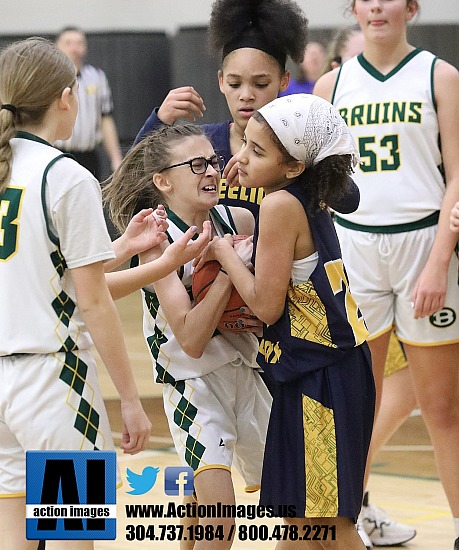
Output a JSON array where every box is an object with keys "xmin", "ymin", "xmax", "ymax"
[
  {"xmin": 0, "ymin": 350, "xmax": 117, "ymax": 497},
  {"xmin": 335, "ymin": 223, "xmax": 459, "ymax": 346},
  {"xmin": 163, "ymin": 362, "xmax": 271, "ymax": 492}
]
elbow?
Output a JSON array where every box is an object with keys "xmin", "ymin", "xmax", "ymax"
[
  {"xmin": 257, "ymin": 305, "xmax": 284, "ymax": 327},
  {"xmin": 180, "ymin": 340, "xmax": 206, "ymax": 360},
  {"xmin": 261, "ymin": 312, "xmax": 282, "ymax": 326}
]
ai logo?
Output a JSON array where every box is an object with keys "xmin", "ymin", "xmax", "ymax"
[{"xmin": 26, "ymin": 450, "xmax": 116, "ymax": 540}]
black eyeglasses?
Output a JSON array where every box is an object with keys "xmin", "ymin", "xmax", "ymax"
[{"xmin": 160, "ymin": 155, "xmax": 225, "ymax": 175}]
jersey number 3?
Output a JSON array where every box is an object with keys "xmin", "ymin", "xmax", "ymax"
[{"xmin": 0, "ymin": 187, "xmax": 24, "ymax": 261}]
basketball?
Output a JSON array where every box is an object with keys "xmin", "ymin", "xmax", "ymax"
[{"xmin": 192, "ymin": 235, "xmax": 253, "ymax": 332}]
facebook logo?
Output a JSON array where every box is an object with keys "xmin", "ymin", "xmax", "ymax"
[{"xmin": 164, "ymin": 466, "xmax": 194, "ymax": 496}]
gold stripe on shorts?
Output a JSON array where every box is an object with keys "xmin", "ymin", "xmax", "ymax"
[{"xmin": 303, "ymin": 395, "xmax": 338, "ymax": 517}]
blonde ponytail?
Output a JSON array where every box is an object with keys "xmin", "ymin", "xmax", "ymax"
[{"xmin": 0, "ymin": 37, "xmax": 75, "ymax": 194}]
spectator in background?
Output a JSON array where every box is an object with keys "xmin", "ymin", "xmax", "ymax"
[
  {"xmin": 323, "ymin": 25, "xmax": 365, "ymax": 73},
  {"xmin": 55, "ymin": 26, "xmax": 123, "ymax": 179},
  {"xmin": 279, "ymin": 41, "xmax": 326, "ymax": 96}
]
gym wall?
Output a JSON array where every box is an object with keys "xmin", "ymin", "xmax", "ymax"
[{"xmin": 0, "ymin": 24, "xmax": 457, "ymax": 146}]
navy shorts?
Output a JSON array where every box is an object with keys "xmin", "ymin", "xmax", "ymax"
[{"xmin": 260, "ymin": 344, "xmax": 375, "ymax": 520}]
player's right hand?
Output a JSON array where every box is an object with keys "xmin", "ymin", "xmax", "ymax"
[
  {"xmin": 123, "ymin": 207, "xmax": 168, "ymax": 256},
  {"xmin": 120, "ymin": 398, "xmax": 152, "ymax": 454},
  {"xmin": 157, "ymin": 86, "xmax": 206, "ymax": 124}
]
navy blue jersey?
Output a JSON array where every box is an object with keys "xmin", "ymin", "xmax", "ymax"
[
  {"xmin": 134, "ymin": 109, "xmax": 360, "ymax": 218},
  {"xmin": 254, "ymin": 180, "xmax": 369, "ymax": 384}
]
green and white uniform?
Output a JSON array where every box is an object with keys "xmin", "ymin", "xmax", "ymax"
[
  {"xmin": 0, "ymin": 133, "xmax": 117, "ymax": 497},
  {"xmin": 0, "ymin": 133, "xmax": 114, "ymax": 355},
  {"xmin": 142, "ymin": 205, "xmax": 271, "ymax": 489},
  {"xmin": 332, "ymin": 50, "xmax": 459, "ymax": 345}
]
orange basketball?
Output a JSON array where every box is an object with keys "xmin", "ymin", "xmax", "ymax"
[{"xmin": 192, "ymin": 236, "xmax": 253, "ymax": 333}]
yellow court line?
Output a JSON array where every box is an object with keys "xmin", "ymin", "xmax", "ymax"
[
  {"xmin": 371, "ymin": 500, "xmax": 451, "ymax": 523},
  {"xmin": 381, "ymin": 444, "xmax": 434, "ymax": 451}
]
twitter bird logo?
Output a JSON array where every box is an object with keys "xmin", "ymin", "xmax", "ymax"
[{"xmin": 126, "ymin": 466, "xmax": 160, "ymax": 495}]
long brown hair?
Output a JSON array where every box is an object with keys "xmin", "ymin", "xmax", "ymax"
[
  {"xmin": 103, "ymin": 124, "xmax": 207, "ymax": 233},
  {"xmin": 0, "ymin": 37, "xmax": 76, "ymax": 193}
]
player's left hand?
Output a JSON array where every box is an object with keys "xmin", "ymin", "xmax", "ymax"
[
  {"xmin": 233, "ymin": 235, "xmax": 254, "ymax": 270},
  {"xmin": 411, "ymin": 260, "xmax": 448, "ymax": 319},
  {"xmin": 193, "ymin": 235, "xmax": 232, "ymax": 272},
  {"xmin": 123, "ymin": 206, "xmax": 169, "ymax": 256},
  {"xmin": 222, "ymin": 154, "xmax": 240, "ymax": 188}
]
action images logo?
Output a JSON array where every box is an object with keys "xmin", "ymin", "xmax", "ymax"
[{"xmin": 26, "ymin": 450, "xmax": 116, "ymax": 540}]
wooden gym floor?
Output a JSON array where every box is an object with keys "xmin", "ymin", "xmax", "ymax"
[{"xmin": 92, "ymin": 291, "xmax": 455, "ymax": 549}]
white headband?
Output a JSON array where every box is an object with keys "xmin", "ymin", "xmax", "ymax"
[{"xmin": 258, "ymin": 94, "xmax": 360, "ymax": 168}]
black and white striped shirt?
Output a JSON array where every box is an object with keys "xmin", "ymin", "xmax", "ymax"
[{"xmin": 55, "ymin": 64, "xmax": 114, "ymax": 152}]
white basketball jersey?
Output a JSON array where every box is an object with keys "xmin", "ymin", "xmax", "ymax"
[
  {"xmin": 142, "ymin": 205, "xmax": 259, "ymax": 383},
  {"xmin": 332, "ymin": 49, "xmax": 444, "ymax": 227},
  {"xmin": 0, "ymin": 133, "xmax": 114, "ymax": 355}
]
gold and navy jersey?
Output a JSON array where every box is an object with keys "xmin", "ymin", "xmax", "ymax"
[{"xmin": 255, "ymin": 181, "xmax": 369, "ymax": 383}]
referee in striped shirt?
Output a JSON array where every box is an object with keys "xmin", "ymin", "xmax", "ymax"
[{"xmin": 55, "ymin": 27, "xmax": 123, "ymax": 179}]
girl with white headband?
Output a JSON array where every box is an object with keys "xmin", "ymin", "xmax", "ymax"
[{"xmin": 195, "ymin": 93, "xmax": 375, "ymax": 548}]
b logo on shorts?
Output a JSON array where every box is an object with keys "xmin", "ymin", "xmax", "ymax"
[{"xmin": 429, "ymin": 307, "xmax": 456, "ymax": 328}]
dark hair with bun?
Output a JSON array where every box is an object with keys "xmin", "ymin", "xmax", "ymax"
[{"xmin": 208, "ymin": 0, "xmax": 308, "ymax": 70}]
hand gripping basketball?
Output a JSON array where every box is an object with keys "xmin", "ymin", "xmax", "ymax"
[{"xmin": 191, "ymin": 235, "xmax": 256, "ymax": 333}]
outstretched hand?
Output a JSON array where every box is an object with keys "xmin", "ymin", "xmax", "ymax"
[
  {"xmin": 161, "ymin": 220, "xmax": 212, "ymax": 269},
  {"xmin": 157, "ymin": 86, "xmax": 206, "ymax": 124},
  {"xmin": 124, "ymin": 206, "xmax": 168, "ymax": 256}
]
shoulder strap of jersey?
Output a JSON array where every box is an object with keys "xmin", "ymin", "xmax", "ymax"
[
  {"xmin": 210, "ymin": 204, "xmax": 237, "ymax": 235},
  {"xmin": 41, "ymin": 153, "xmax": 74, "ymax": 245},
  {"xmin": 331, "ymin": 63, "xmax": 345, "ymax": 105}
]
